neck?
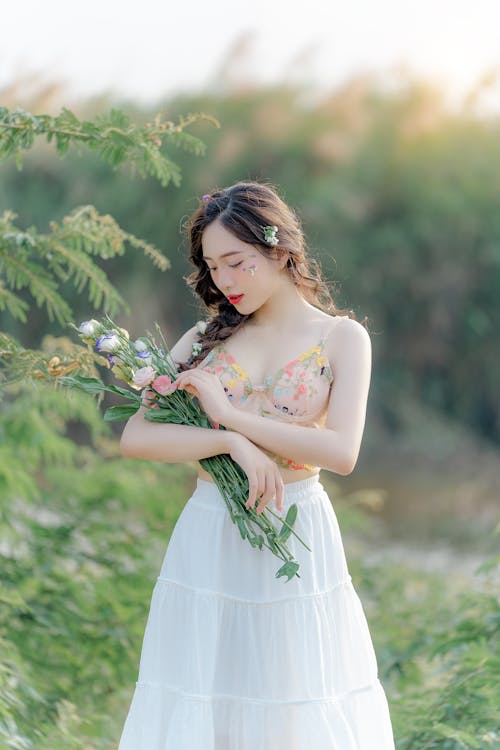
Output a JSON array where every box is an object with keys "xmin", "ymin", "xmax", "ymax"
[{"xmin": 249, "ymin": 276, "xmax": 313, "ymax": 329}]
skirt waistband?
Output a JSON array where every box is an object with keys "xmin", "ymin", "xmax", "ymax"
[{"xmin": 194, "ymin": 473, "xmax": 324, "ymax": 502}]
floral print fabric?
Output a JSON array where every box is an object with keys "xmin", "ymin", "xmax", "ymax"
[{"xmin": 198, "ymin": 332, "xmax": 334, "ymax": 471}]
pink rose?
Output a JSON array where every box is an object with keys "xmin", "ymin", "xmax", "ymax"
[
  {"xmin": 132, "ymin": 365, "xmax": 156, "ymax": 388},
  {"xmin": 151, "ymin": 374, "xmax": 178, "ymax": 396}
]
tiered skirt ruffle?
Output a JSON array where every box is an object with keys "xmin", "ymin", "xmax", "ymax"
[{"xmin": 118, "ymin": 474, "xmax": 396, "ymax": 749}]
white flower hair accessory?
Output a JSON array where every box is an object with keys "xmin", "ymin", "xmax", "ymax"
[
  {"xmin": 191, "ymin": 320, "xmax": 207, "ymax": 358},
  {"xmin": 262, "ymin": 225, "xmax": 279, "ymax": 246}
]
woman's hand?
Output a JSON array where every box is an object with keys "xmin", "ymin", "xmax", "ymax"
[
  {"xmin": 227, "ymin": 433, "xmax": 284, "ymax": 514},
  {"xmin": 141, "ymin": 387, "xmax": 159, "ymax": 407},
  {"xmin": 173, "ymin": 367, "xmax": 233, "ymax": 426}
]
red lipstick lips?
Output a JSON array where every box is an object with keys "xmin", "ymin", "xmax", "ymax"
[{"xmin": 228, "ymin": 294, "xmax": 244, "ymax": 304}]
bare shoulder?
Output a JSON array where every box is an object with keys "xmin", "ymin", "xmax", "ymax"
[
  {"xmin": 328, "ymin": 314, "xmax": 370, "ymax": 339},
  {"xmin": 322, "ymin": 314, "xmax": 371, "ymax": 369},
  {"xmin": 169, "ymin": 324, "xmax": 200, "ymax": 366}
]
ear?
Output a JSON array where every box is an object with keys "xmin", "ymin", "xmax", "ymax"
[{"xmin": 277, "ymin": 248, "xmax": 290, "ymax": 270}]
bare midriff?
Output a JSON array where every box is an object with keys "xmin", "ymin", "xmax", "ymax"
[{"xmin": 196, "ymin": 463, "xmax": 320, "ymax": 485}]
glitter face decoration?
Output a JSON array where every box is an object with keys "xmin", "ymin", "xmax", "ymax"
[{"xmin": 242, "ymin": 262, "xmax": 257, "ymax": 276}]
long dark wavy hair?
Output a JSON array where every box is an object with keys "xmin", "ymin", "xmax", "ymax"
[{"xmin": 180, "ymin": 179, "xmax": 365, "ymax": 372}]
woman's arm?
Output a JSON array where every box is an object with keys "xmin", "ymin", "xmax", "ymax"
[
  {"xmin": 119, "ymin": 323, "xmax": 233, "ymax": 463},
  {"xmin": 220, "ymin": 318, "xmax": 372, "ymax": 476},
  {"xmin": 120, "ymin": 413, "xmax": 234, "ymax": 463},
  {"xmin": 219, "ymin": 415, "xmax": 349, "ymax": 475}
]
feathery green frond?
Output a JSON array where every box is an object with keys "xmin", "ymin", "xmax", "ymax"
[
  {"xmin": 0, "ymin": 279, "xmax": 30, "ymax": 322},
  {"xmin": 0, "ymin": 332, "xmax": 101, "ymax": 387},
  {"xmin": 2, "ymin": 249, "xmax": 73, "ymax": 325},
  {"xmin": 0, "ymin": 205, "xmax": 170, "ymax": 330},
  {"xmin": 0, "ymin": 105, "xmax": 218, "ymax": 186},
  {"xmin": 53, "ymin": 205, "xmax": 170, "ymax": 270},
  {"xmin": 0, "ymin": 100, "xmax": 214, "ymax": 748}
]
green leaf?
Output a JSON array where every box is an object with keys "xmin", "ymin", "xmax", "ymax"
[
  {"xmin": 58, "ymin": 376, "xmax": 143, "ymax": 405},
  {"xmin": 102, "ymin": 383, "xmax": 141, "ymax": 400},
  {"xmin": 275, "ymin": 560, "xmax": 300, "ymax": 582},
  {"xmin": 143, "ymin": 411, "xmax": 183, "ymax": 423},
  {"xmin": 0, "ymin": 280, "xmax": 30, "ymax": 322},
  {"xmin": 236, "ymin": 517, "xmax": 247, "ymax": 540},
  {"xmin": 103, "ymin": 405, "xmax": 139, "ymax": 421},
  {"xmin": 277, "ymin": 503, "xmax": 298, "ymax": 543},
  {"xmin": 433, "ymin": 722, "xmax": 483, "ymax": 748},
  {"xmin": 57, "ymin": 375, "xmax": 107, "ymax": 394}
]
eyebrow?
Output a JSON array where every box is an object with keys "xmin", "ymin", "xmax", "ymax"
[{"xmin": 202, "ymin": 250, "xmax": 245, "ymax": 260}]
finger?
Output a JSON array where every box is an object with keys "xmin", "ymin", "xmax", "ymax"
[
  {"xmin": 141, "ymin": 387, "xmax": 155, "ymax": 405},
  {"xmin": 176, "ymin": 369, "xmax": 205, "ymax": 382},
  {"xmin": 174, "ymin": 373, "xmax": 191, "ymax": 387},
  {"xmin": 245, "ymin": 475, "xmax": 259, "ymax": 511},
  {"xmin": 173, "ymin": 375, "xmax": 197, "ymax": 396},
  {"xmin": 256, "ymin": 474, "xmax": 272, "ymax": 514},
  {"xmin": 173, "ymin": 371, "xmax": 193, "ymax": 384},
  {"xmin": 247, "ymin": 473, "xmax": 266, "ymax": 512},
  {"xmin": 256, "ymin": 496, "xmax": 267, "ymax": 514},
  {"xmin": 175, "ymin": 374, "xmax": 203, "ymax": 394},
  {"xmin": 276, "ymin": 475, "xmax": 285, "ymax": 513}
]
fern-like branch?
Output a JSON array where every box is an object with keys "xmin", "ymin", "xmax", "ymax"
[
  {"xmin": 0, "ymin": 105, "xmax": 219, "ymax": 186},
  {"xmin": 0, "ymin": 332, "xmax": 103, "ymax": 387},
  {"xmin": 0, "ymin": 205, "xmax": 169, "ymax": 326}
]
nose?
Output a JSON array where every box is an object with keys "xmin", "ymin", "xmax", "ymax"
[{"xmin": 218, "ymin": 267, "xmax": 236, "ymax": 290}]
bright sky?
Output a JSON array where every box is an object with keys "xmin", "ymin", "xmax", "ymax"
[{"xmin": 2, "ymin": 0, "xmax": 500, "ymax": 112}]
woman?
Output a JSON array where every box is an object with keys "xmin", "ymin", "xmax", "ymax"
[{"xmin": 117, "ymin": 180, "xmax": 396, "ymax": 749}]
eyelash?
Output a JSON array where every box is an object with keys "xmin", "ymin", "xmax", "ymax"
[{"xmin": 208, "ymin": 261, "xmax": 243, "ymax": 272}]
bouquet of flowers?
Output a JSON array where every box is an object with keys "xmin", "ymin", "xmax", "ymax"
[{"xmin": 57, "ymin": 314, "xmax": 311, "ymax": 582}]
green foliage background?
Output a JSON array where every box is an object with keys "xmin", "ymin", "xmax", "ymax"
[{"xmin": 1, "ymin": 72, "xmax": 498, "ymax": 748}]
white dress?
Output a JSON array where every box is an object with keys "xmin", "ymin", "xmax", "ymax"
[{"xmin": 117, "ymin": 473, "xmax": 396, "ymax": 749}]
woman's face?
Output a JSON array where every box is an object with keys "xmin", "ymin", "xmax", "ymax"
[{"xmin": 201, "ymin": 219, "xmax": 286, "ymax": 313}]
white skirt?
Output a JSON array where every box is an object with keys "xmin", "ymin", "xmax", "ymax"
[{"xmin": 118, "ymin": 474, "xmax": 396, "ymax": 750}]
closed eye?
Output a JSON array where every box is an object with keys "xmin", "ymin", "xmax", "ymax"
[{"xmin": 208, "ymin": 261, "xmax": 243, "ymax": 271}]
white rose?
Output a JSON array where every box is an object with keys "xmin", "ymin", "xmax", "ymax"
[
  {"xmin": 132, "ymin": 365, "xmax": 156, "ymax": 388},
  {"xmin": 196, "ymin": 320, "xmax": 208, "ymax": 335}
]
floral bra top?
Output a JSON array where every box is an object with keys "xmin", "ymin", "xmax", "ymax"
[{"xmin": 197, "ymin": 326, "xmax": 334, "ymax": 471}]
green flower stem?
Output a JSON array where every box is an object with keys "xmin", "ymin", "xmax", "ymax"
[
  {"xmin": 212, "ymin": 453, "xmax": 310, "ymax": 549},
  {"xmin": 199, "ymin": 455, "xmax": 307, "ymax": 569},
  {"xmin": 263, "ymin": 506, "xmax": 312, "ymax": 552},
  {"xmin": 68, "ymin": 315, "xmax": 307, "ymax": 581}
]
